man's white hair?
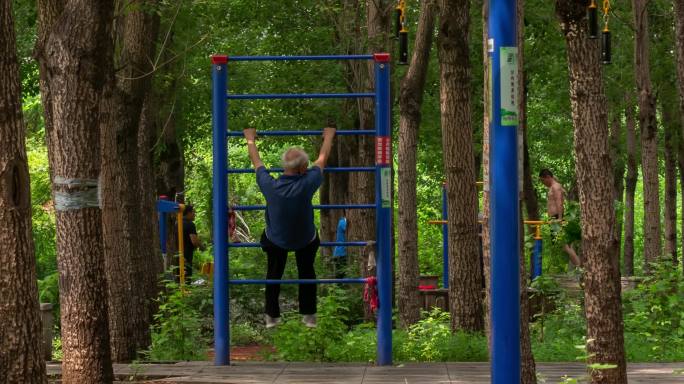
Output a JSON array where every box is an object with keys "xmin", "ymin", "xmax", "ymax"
[{"xmin": 281, "ymin": 147, "xmax": 309, "ymax": 170}]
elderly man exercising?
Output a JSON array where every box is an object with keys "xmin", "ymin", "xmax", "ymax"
[{"xmin": 243, "ymin": 126, "xmax": 336, "ymax": 328}]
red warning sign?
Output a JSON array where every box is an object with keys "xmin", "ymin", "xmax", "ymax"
[{"xmin": 375, "ymin": 136, "xmax": 391, "ymax": 165}]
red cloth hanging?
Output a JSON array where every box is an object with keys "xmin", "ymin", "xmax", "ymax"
[{"xmin": 363, "ymin": 276, "xmax": 379, "ymax": 313}]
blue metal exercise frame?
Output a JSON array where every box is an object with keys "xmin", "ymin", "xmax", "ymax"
[
  {"xmin": 211, "ymin": 53, "xmax": 393, "ymax": 366},
  {"xmin": 489, "ymin": 0, "xmax": 521, "ymax": 382}
]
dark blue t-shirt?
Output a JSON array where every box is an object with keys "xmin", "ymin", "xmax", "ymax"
[{"xmin": 256, "ymin": 165, "xmax": 323, "ymax": 250}]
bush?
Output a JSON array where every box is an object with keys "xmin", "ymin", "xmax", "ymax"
[
  {"xmin": 270, "ymin": 287, "xmax": 349, "ymax": 361},
  {"xmin": 622, "ymin": 260, "xmax": 684, "ymax": 361},
  {"xmin": 143, "ymin": 280, "xmax": 210, "ymax": 361}
]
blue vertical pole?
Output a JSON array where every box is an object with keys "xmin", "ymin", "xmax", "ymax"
[
  {"xmin": 532, "ymin": 239, "xmax": 542, "ymax": 280},
  {"xmin": 374, "ymin": 53, "xmax": 392, "ymax": 366},
  {"xmin": 159, "ymin": 212, "xmax": 167, "ymax": 261},
  {"xmin": 489, "ymin": 0, "xmax": 520, "ymax": 382},
  {"xmin": 211, "ymin": 55, "xmax": 229, "ymax": 366},
  {"xmin": 441, "ymin": 183, "xmax": 449, "ymax": 288}
]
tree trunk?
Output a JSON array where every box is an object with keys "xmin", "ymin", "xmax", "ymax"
[
  {"xmin": 397, "ymin": 0, "xmax": 436, "ymax": 328},
  {"xmin": 662, "ymin": 102, "xmax": 678, "ymax": 264},
  {"xmin": 35, "ymin": 1, "xmax": 115, "ymax": 382},
  {"xmin": 100, "ymin": 0, "xmax": 159, "ymax": 361},
  {"xmin": 555, "ymin": 1, "xmax": 627, "ymax": 382},
  {"xmin": 481, "ymin": 0, "xmax": 492, "ymax": 350},
  {"xmin": 623, "ymin": 99, "xmax": 637, "ymax": 277},
  {"xmin": 517, "ymin": 0, "xmax": 537, "ymax": 382},
  {"xmin": 634, "ymin": 0, "xmax": 661, "ymax": 272},
  {"xmin": 609, "ymin": 113, "xmax": 625, "ymax": 257},
  {"xmin": 138, "ymin": 92, "xmax": 164, "ymax": 323},
  {"xmin": 673, "ymin": 0, "xmax": 684, "ymax": 271},
  {"xmin": 0, "ymin": 0, "xmax": 47, "ymax": 381},
  {"xmin": 346, "ymin": 0, "xmax": 392, "ymax": 319},
  {"xmin": 438, "ymin": 0, "xmax": 484, "ymax": 332}
]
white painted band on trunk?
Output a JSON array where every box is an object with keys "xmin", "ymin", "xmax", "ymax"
[{"xmin": 53, "ymin": 176, "xmax": 100, "ymax": 210}]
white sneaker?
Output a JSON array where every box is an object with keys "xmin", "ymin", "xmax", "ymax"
[
  {"xmin": 301, "ymin": 314, "xmax": 317, "ymax": 328},
  {"xmin": 264, "ymin": 314, "xmax": 281, "ymax": 329}
]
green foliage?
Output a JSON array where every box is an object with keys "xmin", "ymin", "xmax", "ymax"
[
  {"xmin": 144, "ymin": 280, "xmax": 211, "ymax": 361},
  {"xmin": 231, "ymin": 323, "xmax": 267, "ymax": 346},
  {"xmin": 52, "ymin": 334, "xmax": 62, "ymax": 361},
  {"xmin": 622, "ymin": 260, "xmax": 684, "ymax": 361},
  {"xmin": 269, "ymin": 287, "xmax": 350, "ymax": 361},
  {"xmin": 271, "ymin": 303, "xmax": 487, "ymax": 362}
]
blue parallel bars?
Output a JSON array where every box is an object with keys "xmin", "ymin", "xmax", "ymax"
[
  {"xmin": 211, "ymin": 55, "xmax": 230, "ymax": 366},
  {"xmin": 489, "ymin": 0, "xmax": 521, "ymax": 382},
  {"xmin": 211, "ymin": 53, "xmax": 393, "ymax": 366}
]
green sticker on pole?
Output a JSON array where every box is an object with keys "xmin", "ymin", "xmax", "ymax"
[
  {"xmin": 500, "ymin": 47, "xmax": 518, "ymax": 126},
  {"xmin": 381, "ymin": 168, "xmax": 391, "ymax": 208}
]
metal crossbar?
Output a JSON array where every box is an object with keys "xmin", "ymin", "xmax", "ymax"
[
  {"xmin": 226, "ymin": 166, "xmax": 376, "ymax": 174},
  {"xmin": 227, "ymin": 55, "xmax": 374, "ymax": 62},
  {"xmin": 226, "ymin": 93, "xmax": 374, "ymax": 100},
  {"xmin": 232, "ymin": 204, "xmax": 375, "ymax": 211},
  {"xmin": 229, "ymin": 278, "xmax": 367, "ymax": 285},
  {"xmin": 229, "ymin": 241, "xmax": 369, "ymax": 248},
  {"xmin": 226, "ymin": 130, "xmax": 375, "ymax": 137}
]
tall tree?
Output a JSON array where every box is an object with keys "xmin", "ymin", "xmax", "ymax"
[
  {"xmin": 609, "ymin": 113, "xmax": 625, "ymax": 252},
  {"xmin": 634, "ymin": 0, "xmax": 661, "ymax": 271},
  {"xmin": 481, "ymin": 0, "xmax": 492, "ymax": 348},
  {"xmin": 662, "ymin": 102, "xmax": 678, "ymax": 263},
  {"xmin": 138, "ymin": 94, "xmax": 164, "ymax": 305},
  {"xmin": 555, "ymin": 1, "xmax": 627, "ymax": 382},
  {"xmin": 517, "ymin": 0, "xmax": 537, "ymax": 381},
  {"xmin": 346, "ymin": 0, "xmax": 392, "ymax": 318},
  {"xmin": 623, "ymin": 99, "xmax": 637, "ymax": 276},
  {"xmin": 674, "ymin": 0, "xmax": 684, "ymax": 269},
  {"xmin": 438, "ymin": 0, "xmax": 484, "ymax": 332},
  {"xmin": 397, "ymin": 0, "xmax": 436, "ymax": 328},
  {"xmin": 100, "ymin": 0, "xmax": 160, "ymax": 361},
  {"xmin": 35, "ymin": 1, "xmax": 115, "ymax": 382},
  {"xmin": 0, "ymin": 0, "xmax": 47, "ymax": 382}
]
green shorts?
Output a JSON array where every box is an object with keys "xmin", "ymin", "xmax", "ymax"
[{"xmin": 550, "ymin": 218, "xmax": 581, "ymax": 244}]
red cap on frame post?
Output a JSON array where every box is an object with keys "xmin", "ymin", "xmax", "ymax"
[
  {"xmin": 211, "ymin": 55, "xmax": 228, "ymax": 65},
  {"xmin": 373, "ymin": 53, "xmax": 391, "ymax": 63}
]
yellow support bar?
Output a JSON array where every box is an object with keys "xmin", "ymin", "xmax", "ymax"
[{"xmin": 177, "ymin": 204, "xmax": 185, "ymax": 288}]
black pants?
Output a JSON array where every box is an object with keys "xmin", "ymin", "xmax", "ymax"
[{"xmin": 261, "ymin": 231, "xmax": 319, "ymax": 317}]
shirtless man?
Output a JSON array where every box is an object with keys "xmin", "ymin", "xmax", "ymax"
[{"xmin": 539, "ymin": 169, "xmax": 582, "ymax": 267}]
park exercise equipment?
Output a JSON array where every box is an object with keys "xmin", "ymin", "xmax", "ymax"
[
  {"xmin": 489, "ymin": 0, "xmax": 520, "ymax": 381},
  {"xmin": 587, "ymin": 0, "xmax": 611, "ymax": 64},
  {"xmin": 394, "ymin": 0, "xmax": 409, "ymax": 65},
  {"xmin": 601, "ymin": 0, "xmax": 611, "ymax": 64},
  {"xmin": 156, "ymin": 197, "xmax": 188, "ymax": 285},
  {"xmin": 428, "ymin": 202, "xmax": 549, "ymax": 282},
  {"xmin": 211, "ymin": 53, "xmax": 393, "ymax": 366}
]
